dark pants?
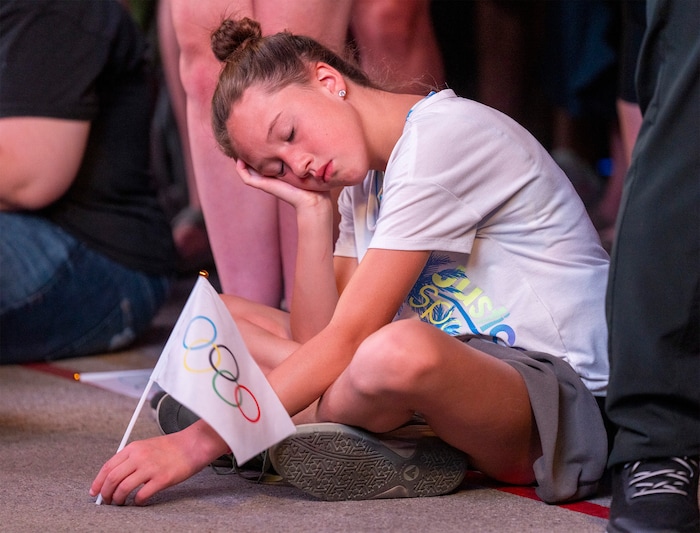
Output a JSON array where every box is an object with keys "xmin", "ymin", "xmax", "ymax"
[
  {"xmin": 605, "ymin": 0, "xmax": 700, "ymax": 466},
  {"xmin": 0, "ymin": 213, "xmax": 171, "ymax": 364}
]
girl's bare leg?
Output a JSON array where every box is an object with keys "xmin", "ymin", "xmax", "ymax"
[
  {"xmin": 317, "ymin": 319, "xmax": 541, "ymax": 485},
  {"xmin": 219, "ymin": 293, "xmax": 297, "ymax": 373}
]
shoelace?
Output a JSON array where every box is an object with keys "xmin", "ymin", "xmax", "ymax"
[
  {"xmin": 210, "ymin": 450, "xmax": 274, "ymax": 483},
  {"xmin": 626, "ymin": 457, "xmax": 699, "ymax": 498}
]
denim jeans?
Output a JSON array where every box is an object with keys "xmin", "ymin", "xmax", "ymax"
[{"xmin": 0, "ymin": 213, "xmax": 171, "ymax": 364}]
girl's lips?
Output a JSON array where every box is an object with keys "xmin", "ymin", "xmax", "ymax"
[
  {"xmin": 315, "ymin": 162, "xmax": 330, "ymax": 182},
  {"xmin": 321, "ymin": 161, "xmax": 333, "ymax": 182}
]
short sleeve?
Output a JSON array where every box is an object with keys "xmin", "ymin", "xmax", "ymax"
[{"xmin": 334, "ymin": 187, "xmax": 358, "ymax": 258}]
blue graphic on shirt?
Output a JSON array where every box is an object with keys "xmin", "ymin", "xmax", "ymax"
[{"xmin": 404, "ymin": 253, "xmax": 516, "ymax": 345}]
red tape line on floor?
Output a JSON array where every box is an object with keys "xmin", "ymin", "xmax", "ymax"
[
  {"xmin": 463, "ymin": 471, "xmax": 609, "ymax": 519},
  {"xmin": 496, "ymin": 485, "xmax": 610, "ymax": 519}
]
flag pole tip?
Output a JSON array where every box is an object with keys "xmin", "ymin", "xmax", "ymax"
[{"xmin": 198, "ymin": 270, "xmax": 209, "ymax": 279}]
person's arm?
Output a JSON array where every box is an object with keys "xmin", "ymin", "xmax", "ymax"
[
  {"xmin": 234, "ymin": 162, "xmax": 430, "ymax": 413},
  {"xmin": 0, "ymin": 116, "xmax": 89, "ymax": 211},
  {"xmin": 333, "ymin": 255, "xmax": 358, "ymax": 296},
  {"xmin": 90, "ymin": 246, "xmax": 428, "ymax": 505},
  {"xmin": 287, "ymin": 184, "xmax": 340, "ymax": 343},
  {"xmin": 269, "ymin": 246, "xmax": 431, "ymax": 416},
  {"xmin": 236, "ymin": 160, "xmax": 340, "ymax": 342}
]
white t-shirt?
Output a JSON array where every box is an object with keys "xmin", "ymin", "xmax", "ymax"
[{"xmin": 335, "ymin": 90, "xmax": 609, "ymax": 394}]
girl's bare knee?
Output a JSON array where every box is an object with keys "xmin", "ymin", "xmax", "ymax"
[{"xmin": 347, "ymin": 321, "xmax": 441, "ymax": 396}]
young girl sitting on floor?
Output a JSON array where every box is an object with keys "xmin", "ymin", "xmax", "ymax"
[{"xmin": 92, "ymin": 17, "xmax": 610, "ymax": 506}]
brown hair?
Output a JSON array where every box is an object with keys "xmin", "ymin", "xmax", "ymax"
[{"xmin": 210, "ymin": 17, "xmax": 376, "ymax": 158}]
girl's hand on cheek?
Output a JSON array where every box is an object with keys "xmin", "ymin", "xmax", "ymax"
[
  {"xmin": 235, "ymin": 159, "xmax": 330, "ymax": 211},
  {"xmin": 235, "ymin": 159, "xmax": 268, "ymax": 189}
]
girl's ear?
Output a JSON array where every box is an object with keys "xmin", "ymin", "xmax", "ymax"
[{"xmin": 314, "ymin": 62, "xmax": 345, "ymax": 97}]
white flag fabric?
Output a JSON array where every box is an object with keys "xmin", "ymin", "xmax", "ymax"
[{"xmin": 152, "ymin": 276, "xmax": 295, "ymax": 465}]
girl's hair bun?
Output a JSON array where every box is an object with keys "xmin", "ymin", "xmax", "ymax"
[{"xmin": 211, "ymin": 17, "xmax": 262, "ymax": 62}]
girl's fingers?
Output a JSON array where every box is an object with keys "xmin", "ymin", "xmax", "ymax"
[
  {"xmin": 95, "ymin": 455, "xmax": 139, "ymax": 505},
  {"xmin": 235, "ymin": 159, "xmax": 263, "ymax": 186},
  {"xmin": 133, "ymin": 478, "xmax": 168, "ymax": 506},
  {"xmin": 235, "ymin": 159, "xmax": 297, "ymax": 200},
  {"xmin": 89, "ymin": 449, "xmax": 130, "ymax": 499},
  {"xmin": 234, "ymin": 159, "xmax": 326, "ymax": 208},
  {"xmin": 235, "ymin": 158, "xmax": 249, "ymax": 179},
  {"xmin": 112, "ymin": 468, "xmax": 155, "ymax": 506},
  {"xmin": 90, "ymin": 443, "xmax": 161, "ymax": 505}
]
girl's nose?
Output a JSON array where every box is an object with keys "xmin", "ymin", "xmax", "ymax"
[{"xmin": 291, "ymin": 153, "xmax": 312, "ymax": 178}]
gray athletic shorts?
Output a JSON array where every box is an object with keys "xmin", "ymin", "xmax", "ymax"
[{"xmin": 461, "ymin": 336, "xmax": 608, "ymax": 503}]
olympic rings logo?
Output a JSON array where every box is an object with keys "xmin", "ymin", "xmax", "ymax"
[{"xmin": 181, "ymin": 315, "xmax": 260, "ymax": 423}]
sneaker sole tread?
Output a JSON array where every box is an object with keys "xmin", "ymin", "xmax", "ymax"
[{"xmin": 270, "ymin": 423, "xmax": 467, "ymax": 501}]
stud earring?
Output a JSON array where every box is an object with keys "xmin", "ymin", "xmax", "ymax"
[{"xmin": 338, "ymin": 89, "xmax": 346, "ymax": 98}]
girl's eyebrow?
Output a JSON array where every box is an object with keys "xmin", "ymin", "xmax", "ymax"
[{"xmin": 267, "ymin": 112, "xmax": 282, "ymax": 141}]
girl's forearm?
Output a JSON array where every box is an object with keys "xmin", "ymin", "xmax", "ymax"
[{"xmin": 289, "ymin": 196, "xmax": 338, "ymax": 342}]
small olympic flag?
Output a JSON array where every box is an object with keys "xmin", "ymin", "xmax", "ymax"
[{"xmin": 96, "ymin": 274, "xmax": 295, "ymax": 504}]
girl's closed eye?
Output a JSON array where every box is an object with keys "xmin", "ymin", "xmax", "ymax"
[{"xmin": 274, "ymin": 129, "xmax": 294, "ymax": 176}]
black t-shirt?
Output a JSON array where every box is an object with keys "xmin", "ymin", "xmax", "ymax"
[{"xmin": 0, "ymin": 0, "xmax": 175, "ymax": 276}]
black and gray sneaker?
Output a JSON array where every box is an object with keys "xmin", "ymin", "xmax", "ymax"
[
  {"xmin": 607, "ymin": 456, "xmax": 700, "ymax": 533},
  {"xmin": 269, "ymin": 422, "xmax": 468, "ymax": 501},
  {"xmin": 151, "ymin": 391, "xmax": 199, "ymax": 435}
]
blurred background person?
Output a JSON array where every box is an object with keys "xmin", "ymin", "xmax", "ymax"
[{"xmin": 0, "ymin": 0, "xmax": 176, "ymax": 364}]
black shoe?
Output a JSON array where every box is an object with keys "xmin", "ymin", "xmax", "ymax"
[
  {"xmin": 152, "ymin": 391, "xmax": 200, "ymax": 435},
  {"xmin": 607, "ymin": 456, "xmax": 699, "ymax": 533}
]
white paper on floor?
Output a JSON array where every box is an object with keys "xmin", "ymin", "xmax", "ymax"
[{"xmin": 79, "ymin": 369, "xmax": 163, "ymax": 400}]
